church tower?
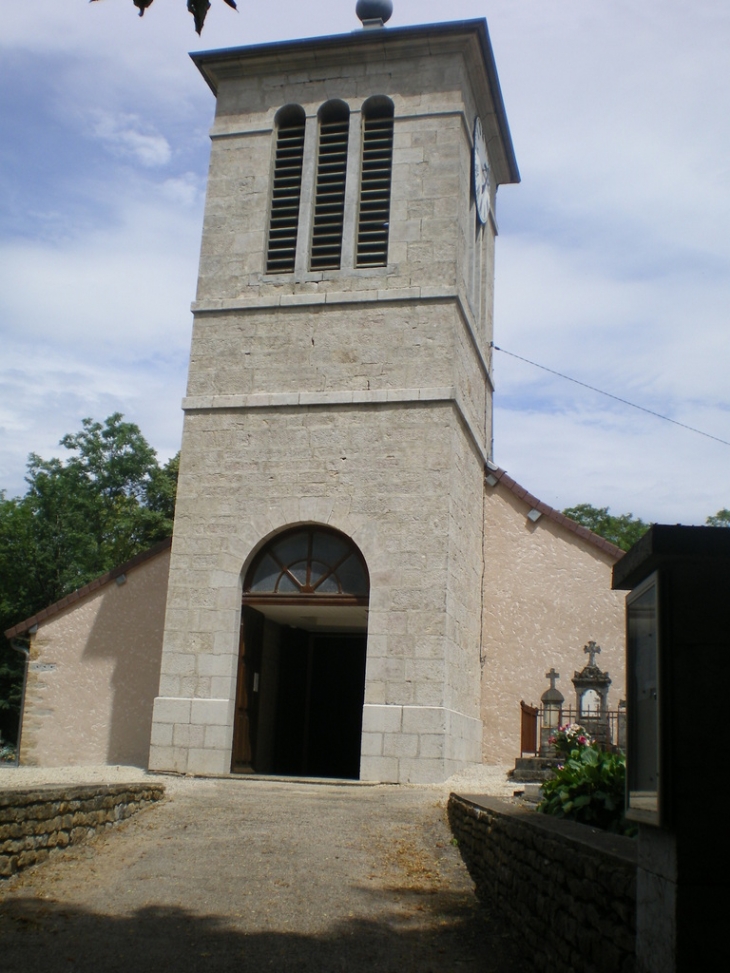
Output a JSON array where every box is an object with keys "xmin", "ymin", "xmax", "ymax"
[{"xmin": 149, "ymin": 4, "xmax": 519, "ymax": 783}]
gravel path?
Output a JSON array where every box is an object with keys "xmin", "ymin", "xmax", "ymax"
[{"xmin": 0, "ymin": 772, "xmax": 521, "ymax": 973}]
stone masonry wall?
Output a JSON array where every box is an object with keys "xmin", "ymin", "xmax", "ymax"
[
  {"xmin": 448, "ymin": 794, "xmax": 636, "ymax": 973},
  {"xmin": 0, "ymin": 783, "xmax": 164, "ymax": 878}
]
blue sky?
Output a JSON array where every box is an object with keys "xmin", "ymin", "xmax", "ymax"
[{"xmin": 2, "ymin": 0, "xmax": 729, "ymax": 523}]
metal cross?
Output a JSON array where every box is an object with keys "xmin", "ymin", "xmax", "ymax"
[
  {"xmin": 545, "ymin": 667, "xmax": 560, "ymax": 690},
  {"xmin": 584, "ymin": 641, "xmax": 601, "ymax": 667}
]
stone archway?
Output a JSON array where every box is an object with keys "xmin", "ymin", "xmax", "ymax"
[{"xmin": 231, "ymin": 525, "xmax": 370, "ymax": 779}]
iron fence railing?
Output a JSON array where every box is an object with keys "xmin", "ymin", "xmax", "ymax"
[{"xmin": 520, "ymin": 705, "xmax": 626, "ymax": 756}]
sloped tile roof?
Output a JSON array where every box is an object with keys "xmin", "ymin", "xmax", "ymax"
[{"xmin": 486, "ymin": 467, "xmax": 625, "ymax": 560}]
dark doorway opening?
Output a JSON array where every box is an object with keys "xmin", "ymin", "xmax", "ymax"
[
  {"xmin": 276, "ymin": 630, "xmax": 367, "ymax": 779},
  {"xmin": 232, "ymin": 526, "xmax": 370, "ymax": 780},
  {"xmin": 232, "ymin": 609, "xmax": 367, "ymax": 780}
]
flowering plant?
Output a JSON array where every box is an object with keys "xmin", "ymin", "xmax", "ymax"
[
  {"xmin": 548, "ymin": 723, "xmax": 592, "ymax": 757},
  {"xmin": 538, "ymin": 745, "xmax": 634, "ymax": 835}
]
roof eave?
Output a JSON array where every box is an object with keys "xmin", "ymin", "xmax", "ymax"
[
  {"xmin": 3, "ymin": 537, "xmax": 172, "ymax": 640},
  {"xmin": 190, "ymin": 19, "xmax": 519, "ymax": 185},
  {"xmin": 486, "ymin": 467, "xmax": 625, "ymax": 561}
]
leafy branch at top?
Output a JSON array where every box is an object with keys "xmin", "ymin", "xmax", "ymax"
[{"xmin": 90, "ymin": 0, "xmax": 238, "ymax": 35}]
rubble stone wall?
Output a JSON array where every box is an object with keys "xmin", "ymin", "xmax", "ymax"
[
  {"xmin": 448, "ymin": 793, "xmax": 636, "ymax": 973},
  {"xmin": 0, "ymin": 782, "xmax": 164, "ymax": 878}
]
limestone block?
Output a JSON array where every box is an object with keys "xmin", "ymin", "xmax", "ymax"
[
  {"xmin": 361, "ymin": 703, "xmax": 403, "ymax": 734},
  {"xmin": 210, "ymin": 675, "xmax": 236, "ymax": 699},
  {"xmin": 149, "ymin": 723, "xmax": 173, "ymax": 748},
  {"xmin": 196, "ymin": 653, "xmax": 236, "ymax": 678},
  {"xmin": 148, "ymin": 745, "xmax": 188, "ymax": 774},
  {"xmin": 402, "ymin": 705, "xmax": 448, "ymax": 735},
  {"xmin": 418, "ymin": 734, "xmax": 446, "ymax": 759},
  {"xmin": 397, "ymin": 757, "xmax": 447, "ymax": 785},
  {"xmin": 152, "ymin": 697, "xmax": 192, "ymax": 726},
  {"xmin": 359, "ymin": 755, "xmax": 399, "ymax": 783},
  {"xmin": 382, "ymin": 732, "xmax": 419, "ymax": 758},
  {"xmin": 360, "ymin": 732, "xmax": 383, "ymax": 757},
  {"xmin": 186, "ymin": 748, "xmax": 229, "ymax": 776},
  {"xmin": 190, "ymin": 698, "xmax": 232, "ymax": 727}
]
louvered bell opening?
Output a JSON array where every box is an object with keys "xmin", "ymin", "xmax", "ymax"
[
  {"xmin": 356, "ymin": 112, "xmax": 394, "ymax": 268},
  {"xmin": 266, "ymin": 116, "xmax": 306, "ymax": 274},
  {"xmin": 310, "ymin": 116, "xmax": 350, "ymax": 271}
]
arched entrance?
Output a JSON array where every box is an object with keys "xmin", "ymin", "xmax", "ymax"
[{"xmin": 232, "ymin": 525, "xmax": 369, "ymax": 779}]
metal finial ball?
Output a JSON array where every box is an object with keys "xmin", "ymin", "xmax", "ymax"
[{"xmin": 356, "ymin": 0, "xmax": 393, "ymax": 25}]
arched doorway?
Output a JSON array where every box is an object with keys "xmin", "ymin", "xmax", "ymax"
[{"xmin": 232, "ymin": 525, "xmax": 369, "ymax": 779}]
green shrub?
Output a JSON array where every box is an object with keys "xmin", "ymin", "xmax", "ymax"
[{"xmin": 538, "ymin": 744, "xmax": 635, "ymax": 836}]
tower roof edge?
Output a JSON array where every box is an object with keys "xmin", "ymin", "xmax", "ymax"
[{"xmin": 190, "ymin": 18, "xmax": 519, "ymax": 184}]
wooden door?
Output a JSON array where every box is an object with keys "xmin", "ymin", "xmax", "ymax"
[
  {"xmin": 231, "ymin": 606, "xmax": 264, "ymax": 770},
  {"xmin": 520, "ymin": 700, "xmax": 539, "ymax": 756}
]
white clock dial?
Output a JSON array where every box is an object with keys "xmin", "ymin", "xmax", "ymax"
[{"xmin": 473, "ymin": 116, "xmax": 490, "ymax": 224}]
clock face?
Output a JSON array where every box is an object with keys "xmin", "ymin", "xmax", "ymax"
[{"xmin": 472, "ymin": 116, "xmax": 490, "ymax": 224}]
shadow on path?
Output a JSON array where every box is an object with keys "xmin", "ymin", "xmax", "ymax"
[{"xmin": 0, "ymin": 884, "xmax": 518, "ymax": 973}]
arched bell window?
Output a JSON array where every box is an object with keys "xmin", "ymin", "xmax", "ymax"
[
  {"xmin": 310, "ymin": 100, "xmax": 351, "ymax": 271},
  {"xmin": 266, "ymin": 104, "xmax": 307, "ymax": 274},
  {"xmin": 356, "ymin": 96, "xmax": 394, "ymax": 268},
  {"xmin": 244, "ymin": 526, "xmax": 369, "ymax": 605}
]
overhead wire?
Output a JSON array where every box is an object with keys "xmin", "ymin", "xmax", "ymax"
[{"xmin": 491, "ymin": 344, "xmax": 730, "ymax": 449}]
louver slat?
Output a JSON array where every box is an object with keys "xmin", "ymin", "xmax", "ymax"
[
  {"xmin": 357, "ymin": 113, "xmax": 394, "ymax": 267},
  {"xmin": 310, "ymin": 117, "xmax": 350, "ymax": 271},
  {"xmin": 266, "ymin": 117, "xmax": 306, "ymax": 274}
]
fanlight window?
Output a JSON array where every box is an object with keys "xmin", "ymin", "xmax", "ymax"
[{"xmin": 245, "ymin": 527, "xmax": 368, "ymax": 600}]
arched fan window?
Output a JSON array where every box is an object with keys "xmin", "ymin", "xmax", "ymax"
[
  {"xmin": 356, "ymin": 96, "xmax": 394, "ymax": 268},
  {"xmin": 310, "ymin": 100, "xmax": 350, "ymax": 271},
  {"xmin": 244, "ymin": 526, "xmax": 369, "ymax": 604},
  {"xmin": 266, "ymin": 105, "xmax": 306, "ymax": 274}
]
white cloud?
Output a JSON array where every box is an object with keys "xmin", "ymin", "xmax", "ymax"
[
  {"xmin": 0, "ymin": 185, "xmax": 200, "ymax": 354},
  {"xmin": 90, "ymin": 110, "xmax": 172, "ymax": 167},
  {"xmin": 161, "ymin": 173, "xmax": 202, "ymax": 207}
]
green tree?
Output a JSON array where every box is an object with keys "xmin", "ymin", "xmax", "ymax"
[
  {"xmin": 0, "ymin": 416, "xmax": 179, "ymax": 744},
  {"xmin": 90, "ymin": 0, "xmax": 237, "ymax": 35},
  {"xmin": 562, "ymin": 503, "xmax": 650, "ymax": 552},
  {"xmin": 706, "ymin": 509, "xmax": 730, "ymax": 527}
]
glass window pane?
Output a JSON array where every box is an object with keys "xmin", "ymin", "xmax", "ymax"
[
  {"xmin": 272, "ymin": 532, "xmax": 309, "ymax": 567},
  {"xmin": 311, "ymin": 532, "xmax": 349, "ymax": 567},
  {"xmin": 308, "ymin": 559, "xmax": 331, "ymax": 587},
  {"xmin": 290, "ymin": 561, "xmax": 308, "ymax": 586},
  {"xmin": 277, "ymin": 574, "xmax": 298, "ymax": 593},
  {"xmin": 250, "ymin": 554, "xmax": 280, "ymax": 592},
  {"xmin": 317, "ymin": 573, "xmax": 340, "ymax": 593},
  {"xmin": 334, "ymin": 553, "xmax": 368, "ymax": 595}
]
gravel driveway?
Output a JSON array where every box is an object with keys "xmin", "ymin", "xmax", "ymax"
[{"xmin": 0, "ymin": 776, "xmax": 520, "ymax": 973}]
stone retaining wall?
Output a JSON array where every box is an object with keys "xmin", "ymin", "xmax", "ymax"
[
  {"xmin": 448, "ymin": 793, "xmax": 636, "ymax": 973},
  {"xmin": 0, "ymin": 782, "xmax": 165, "ymax": 878}
]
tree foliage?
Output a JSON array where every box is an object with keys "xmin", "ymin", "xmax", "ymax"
[
  {"xmin": 0, "ymin": 415, "xmax": 179, "ymax": 743},
  {"xmin": 562, "ymin": 503, "xmax": 650, "ymax": 552},
  {"xmin": 90, "ymin": 0, "xmax": 238, "ymax": 35},
  {"xmin": 706, "ymin": 508, "xmax": 730, "ymax": 528}
]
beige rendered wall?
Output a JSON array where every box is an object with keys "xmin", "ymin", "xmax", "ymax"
[
  {"xmin": 20, "ymin": 550, "xmax": 170, "ymax": 768},
  {"xmin": 481, "ymin": 485, "xmax": 626, "ymax": 765}
]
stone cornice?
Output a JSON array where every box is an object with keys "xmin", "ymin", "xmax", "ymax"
[
  {"xmin": 192, "ymin": 19, "xmax": 519, "ymax": 186},
  {"xmin": 182, "ymin": 387, "xmax": 489, "ymax": 464}
]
